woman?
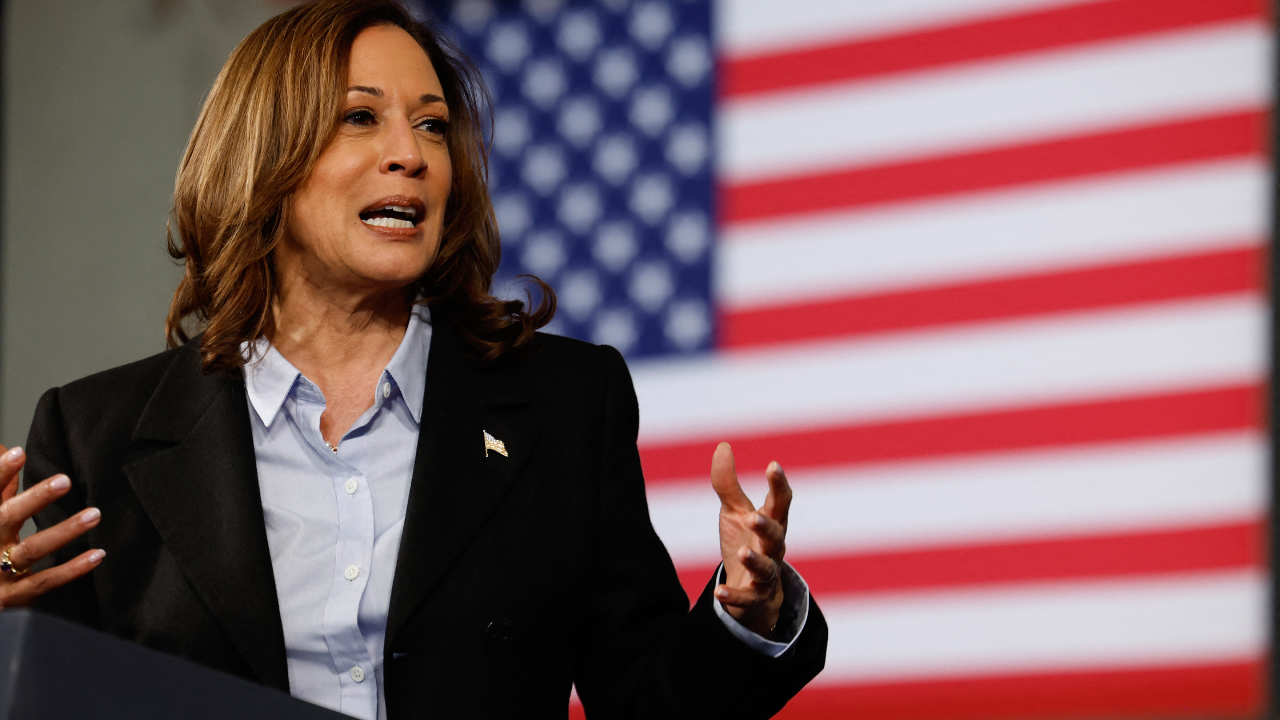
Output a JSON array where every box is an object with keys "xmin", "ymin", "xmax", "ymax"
[{"xmin": 0, "ymin": 1, "xmax": 826, "ymax": 717}]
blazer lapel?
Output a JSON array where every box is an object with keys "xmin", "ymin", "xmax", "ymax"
[
  {"xmin": 123, "ymin": 344, "xmax": 289, "ymax": 692},
  {"xmin": 386, "ymin": 316, "xmax": 541, "ymax": 650}
]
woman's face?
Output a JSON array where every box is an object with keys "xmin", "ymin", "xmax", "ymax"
[{"xmin": 283, "ymin": 24, "xmax": 453, "ymax": 295}]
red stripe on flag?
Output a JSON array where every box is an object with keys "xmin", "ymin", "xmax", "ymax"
[
  {"xmin": 774, "ymin": 661, "xmax": 1263, "ymax": 720},
  {"xmin": 720, "ymin": 246, "xmax": 1264, "ymax": 348},
  {"xmin": 639, "ymin": 384, "xmax": 1261, "ymax": 484},
  {"xmin": 723, "ymin": 0, "xmax": 1265, "ymax": 98},
  {"xmin": 674, "ymin": 521, "xmax": 1263, "ymax": 600},
  {"xmin": 722, "ymin": 110, "xmax": 1265, "ymax": 224}
]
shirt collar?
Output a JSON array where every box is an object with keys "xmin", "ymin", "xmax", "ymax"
[
  {"xmin": 382, "ymin": 302, "xmax": 430, "ymax": 424},
  {"xmin": 242, "ymin": 339, "xmax": 300, "ymax": 429},
  {"xmin": 241, "ymin": 302, "xmax": 432, "ymax": 428}
]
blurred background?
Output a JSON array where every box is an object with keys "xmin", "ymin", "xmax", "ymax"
[{"xmin": 2, "ymin": 0, "xmax": 1272, "ymax": 718}]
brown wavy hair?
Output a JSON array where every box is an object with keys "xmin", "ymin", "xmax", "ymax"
[{"xmin": 165, "ymin": 0, "xmax": 554, "ymax": 374}]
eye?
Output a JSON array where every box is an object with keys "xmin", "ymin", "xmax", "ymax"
[
  {"xmin": 416, "ymin": 117, "xmax": 449, "ymax": 137},
  {"xmin": 344, "ymin": 109, "xmax": 376, "ymax": 126}
]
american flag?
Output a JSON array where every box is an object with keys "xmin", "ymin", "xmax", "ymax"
[{"xmin": 426, "ymin": 0, "xmax": 1272, "ymax": 717}]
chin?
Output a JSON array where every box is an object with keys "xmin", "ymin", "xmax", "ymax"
[
  {"xmin": 354, "ymin": 267, "xmax": 429, "ymax": 290},
  {"xmin": 352, "ymin": 247, "xmax": 436, "ymax": 285}
]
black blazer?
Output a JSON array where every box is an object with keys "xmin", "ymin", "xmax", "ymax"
[{"xmin": 24, "ymin": 311, "xmax": 827, "ymax": 718}]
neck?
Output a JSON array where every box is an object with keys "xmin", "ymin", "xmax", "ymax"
[{"xmin": 268, "ymin": 271, "xmax": 412, "ymax": 389}]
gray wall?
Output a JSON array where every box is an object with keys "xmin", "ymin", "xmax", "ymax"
[{"xmin": 2, "ymin": 0, "xmax": 284, "ymax": 451}]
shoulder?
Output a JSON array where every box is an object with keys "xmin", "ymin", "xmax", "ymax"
[
  {"xmin": 505, "ymin": 331, "xmax": 630, "ymax": 388},
  {"xmin": 25, "ymin": 343, "xmax": 201, "ymax": 480},
  {"xmin": 530, "ymin": 330, "xmax": 620, "ymax": 364},
  {"xmin": 54, "ymin": 344, "xmax": 188, "ymax": 405},
  {"xmin": 474, "ymin": 331, "xmax": 636, "ymax": 416},
  {"xmin": 36, "ymin": 344, "xmax": 194, "ymax": 434}
]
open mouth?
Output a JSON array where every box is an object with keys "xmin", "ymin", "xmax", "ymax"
[{"xmin": 359, "ymin": 198, "xmax": 425, "ymax": 230}]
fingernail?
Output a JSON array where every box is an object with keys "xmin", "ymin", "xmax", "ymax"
[
  {"xmin": 88, "ymin": 550, "xmax": 105, "ymax": 563},
  {"xmin": 754, "ymin": 513, "xmax": 766, "ymax": 527},
  {"xmin": 80, "ymin": 508, "xmax": 100, "ymax": 524},
  {"xmin": 770, "ymin": 461, "xmax": 783, "ymax": 475},
  {"xmin": 50, "ymin": 475, "xmax": 70, "ymax": 491},
  {"xmin": 4, "ymin": 447, "xmax": 23, "ymax": 462},
  {"xmin": 715, "ymin": 587, "xmax": 729, "ymax": 599},
  {"xmin": 744, "ymin": 548, "xmax": 756, "ymax": 561}
]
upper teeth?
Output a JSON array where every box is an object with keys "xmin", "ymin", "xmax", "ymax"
[
  {"xmin": 386, "ymin": 205, "xmax": 416, "ymax": 217},
  {"xmin": 364, "ymin": 216, "xmax": 414, "ymax": 229}
]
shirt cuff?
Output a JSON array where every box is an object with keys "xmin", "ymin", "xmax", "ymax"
[{"xmin": 711, "ymin": 561, "xmax": 811, "ymax": 658}]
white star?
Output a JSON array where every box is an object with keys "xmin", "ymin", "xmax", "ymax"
[
  {"xmin": 487, "ymin": 21, "xmax": 530, "ymax": 71},
  {"xmin": 522, "ymin": 144, "xmax": 567, "ymax": 194},
  {"xmin": 629, "ymin": 85, "xmax": 675, "ymax": 137},
  {"xmin": 522, "ymin": 58, "xmax": 567, "ymax": 108},
  {"xmin": 630, "ymin": 173, "xmax": 675, "ymax": 225},
  {"xmin": 558, "ymin": 9, "xmax": 602, "ymax": 61},
  {"xmin": 630, "ymin": 1, "xmax": 673, "ymax": 50},
  {"xmin": 593, "ymin": 221, "xmax": 639, "ymax": 273},
  {"xmin": 521, "ymin": 230, "xmax": 567, "ymax": 277},
  {"xmin": 558, "ymin": 184, "xmax": 603, "ymax": 234},
  {"xmin": 629, "ymin": 260, "xmax": 675, "ymax": 313}
]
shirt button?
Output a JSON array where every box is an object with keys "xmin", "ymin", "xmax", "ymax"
[
  {"xmin": 344, "ymin": 477, "xmax": 358, "ymax": 495},
  {"xmin": 382, "ymin": 382, "xmax": 391, "ymax": 399},
  {"xmin": 350, "ymin": 666, "xmax": 365, "ymax": 683},
  {"xmin": 344, "ymin": 565, "xmax": 360, "ymax": 581}
]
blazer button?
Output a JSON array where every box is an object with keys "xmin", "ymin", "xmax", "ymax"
[{"xmin": 484, "ymin": 618, "xmax": 515, "ymax": 651}]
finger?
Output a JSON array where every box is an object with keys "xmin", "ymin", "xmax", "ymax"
[
  {"xmin": 710, "ymin": 442, "xmax": 754, "ymax": 513},
  {"xmin": 759, "ymin": 461, "xmax": 792, "ymax": 528},
  {"xmin": 0, "ymin": 447, "xmax": 24, "ymax": 504},
  {"xmin": 6, "ymin": 507, "xmax": 100, "ymax": 570},
  {"xmin": 3, "ymin": 549, "xmax": 105, "ymax": 607},
  {"xmin": 714, "ymin": 583, "xmax": 763, "ymax": 609},
  {"xmin": 749, "ymin": 511, "xmax": 787, "ymax": 560},
  {"xmin": 0, "ymin": 474, "xmax": 71, "ymax": 537},
  {"xmin": 738, "ymin": 547, "xmax": 780, "ymax": 587}
]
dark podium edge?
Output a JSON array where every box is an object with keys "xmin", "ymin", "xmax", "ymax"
[{"xmin": 0, "ymin": 610, "xmax": 346, "ymax": 720}]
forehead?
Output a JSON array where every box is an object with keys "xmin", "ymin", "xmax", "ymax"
[{"xmin": 347, "ymin": 24, "xmax": 443, "ymax": 94}]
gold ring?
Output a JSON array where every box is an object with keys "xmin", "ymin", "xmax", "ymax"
[{"xmin": 0, "ymin": 547, "xmax": 29, "ymax": 577}]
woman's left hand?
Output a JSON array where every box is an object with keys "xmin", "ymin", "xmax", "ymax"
[
  {"xmin": 710, "ymin": 442, "xmax": 791, "ymax": 638},
  {"xmin": 0, "ymin": 446, "xmax": 104, "ymax": 611}
]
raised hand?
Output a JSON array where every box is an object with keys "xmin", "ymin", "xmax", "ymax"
[
  {"xmin": 0, "ymin": 445, "xmax": 104, "ymax": 610},
  {"xmin": 710, "ymin": 442, "xmax": 792, "ymax": 637}
]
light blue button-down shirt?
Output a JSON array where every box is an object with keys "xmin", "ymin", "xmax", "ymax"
[{"xmin": 243, "ymin": 304, "xmax": 808, "ymax": 720}]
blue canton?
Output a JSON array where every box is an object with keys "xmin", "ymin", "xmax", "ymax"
[{"xmin": 421, "ymin": 0, "xmax": 715, "ymax": 359}]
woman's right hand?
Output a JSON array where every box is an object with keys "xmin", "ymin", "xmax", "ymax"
[{"xmin": 0, "ymin": 445, "xmax": 104, "ymax": 610}]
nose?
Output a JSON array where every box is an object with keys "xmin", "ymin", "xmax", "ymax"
[{"xmin": 380, "ymin": 118, "xmax": 426, "ymax": 178}]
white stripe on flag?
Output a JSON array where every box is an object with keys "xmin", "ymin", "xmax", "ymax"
[
  {"xmin": 720, "ymin": 23, "xmax": 1269, "ymax": 182},
  {"xmin": 719, "ymin": 160, "xmax": 1266, "ymax": 309},
  {"xmin": 719, "ymin": 0, "xmax": 1087, "ymax": 57},
  {"xmin": 648, "ymin": 433, "xmax": 1266, "ymax": 564},
  {"xmin": 815, "ymin": 568, "xmax": 1265, "ymax": 684},
  {"xmin": 631, "ymin": 296, "xmax": 1263, "ymax": 443}
]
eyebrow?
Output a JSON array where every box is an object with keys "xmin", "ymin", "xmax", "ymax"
[{"xmin": 346, "ymin": 86, "xmax": 446, "ymax": 105}]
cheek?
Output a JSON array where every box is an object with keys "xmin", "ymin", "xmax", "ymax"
[
  {"xmin": 431, "ymin": 174, "xmax": 453, "ymax": 233},
  {"xmin": 295, "ymin": 161, "xmax": 371, "ymax": 245},
  {"xmin": 302, "ymin": 147, "xmax": 370, "ymax": 216},
  {"xmin": 329, "ymin": 152, "xmax": 370, "ymax": 186},
  {"xmin": 433, "ymin": 144, "xmax": 453, "ymax": 201}
]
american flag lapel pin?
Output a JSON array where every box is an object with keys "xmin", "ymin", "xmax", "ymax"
[{"xmin": 483, "ymin": 430, "xmax": 508, "ymax": 458}]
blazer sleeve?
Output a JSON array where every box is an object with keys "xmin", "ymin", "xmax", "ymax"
[
  {"xmin": 22, "ymin": 386, "xmax": 100, "ymax": 626},
  {"xmin": 571, "ymin": 346, "xmax": 827, "ymax": 719}
]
